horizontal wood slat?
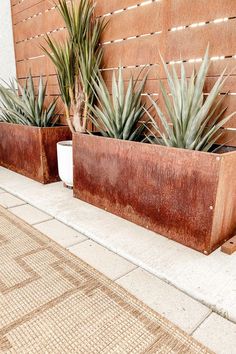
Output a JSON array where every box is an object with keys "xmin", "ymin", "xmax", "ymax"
[
  {"xmin": 16, "ymin": 57, "xmax": 52, "ymax": 78},
  {"xmin": 17, "ymin": 74, "xmax": 236, "ymax": 95},
  {"xmin": 101, "ymin": 1, "xmax": 165, "ymax": 42},
  {"xmin": 16, "ymin": 56, "xmax": 236, "ymax": 83},
  {"xmin": 10, "ymin": 0, "xmax": 236, "ymax": 145},
  {"xmin": 166, "ymin": 0, "xmax": 236, "ymax": 28},
  {"xmin": 11, "ymin": 0, "xmax": 19, "ymax": 6},
  {"xmin": 15, "ymin": 30, "xmax": 67, "ymax": 62},
  {"xmin": 15, "ymin": 10, "xmax": 65, "ymax": 42},
  {"xmin": 12, "ymin": 0, "xmax": 45, "ymax": 16},
  {"xmin": 218, "ymin": 130, "xmax": 236, "ymax": 147},
  {"xmin": 101, "ymin": 57, "xmax": 236, "ymax": 81},
  {"xmin": 101, "ymin": 0, "xmax": 236, "ymax": 43},
  {"xmin": 15, "ymin": 10, "xmax": 66, "ymax": 42},
  {"xmin": 102, "ymin": 20, "xmax": 236, "ymax": 67},
  {"xmin": 165, "ymin": 21, "xmax": 236, "ymax": 61},
  {"xmin": 13, "ymin": 0, "xmax": 52, "ymax": 24},
  {"xmin": 95, "ymin": 0, "xmax": 141, "ymax": 16}
]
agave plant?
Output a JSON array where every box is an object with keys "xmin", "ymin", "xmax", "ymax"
[
  {"xmin": 88, "ymin": 67, "xmax": 148, "ymax": 140},
  {"xmin": 42, "ymin": 0, "xmax": 106, "ymax": 133},
  {"xmin": 0, "ymin": 74, "xmax": 57, "ymax": 127},
  {"xmin": 146, "ymin": 47, "xmax": 235, "ymax": 151}
]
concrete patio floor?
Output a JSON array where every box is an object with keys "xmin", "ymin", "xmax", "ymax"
[{"xmin": 0, "ymin": 166, "xmax": 236, "ymax": 353}]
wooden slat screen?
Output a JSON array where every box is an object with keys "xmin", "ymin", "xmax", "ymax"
[{"xmin": 11, "ymin": 0, "xmax": 236, "ymax": 144}]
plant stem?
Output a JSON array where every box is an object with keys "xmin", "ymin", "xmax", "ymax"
[{"xmin": 65, "ymin": 105, "xmax": 75, "ymax": 133}]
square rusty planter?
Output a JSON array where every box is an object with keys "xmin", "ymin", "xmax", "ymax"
[
  {"xmin": 0, "ymin": 123, "xmax": 71, "ymax": 184},
  {"xmin": 73, "ymin": 133, "xmax": 236, "ymax": 254}
]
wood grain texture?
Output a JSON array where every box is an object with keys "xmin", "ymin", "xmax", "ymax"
[
  {"xmin": 221, "ymin": 235, "xmax": 236, "ymax": 255},
  {"xmin": 165, "ymin": 0, "xmax": 236, "ymax": 28},
  {"xmin": 11, "ymin": 0, "xmax": 236, "ymax": 144},
  {"xmin": 95, "ymin": 0, "xmax": 140, "ymax": 16},
  {"xmin": 102, "ymin": 21, "xmax": 236, "ymax": 67},
  {"xmin": 212, "ymin": 152, "xmax": 236, "ymax": 247}
]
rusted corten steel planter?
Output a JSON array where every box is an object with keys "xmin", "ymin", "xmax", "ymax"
[
  {"xmin": 0, "ymin": 123, "xmax": 71, "ymax": 184},
  {"xmin": 73, "ymin": 133, "xmax": 236, "ymax": 254}
]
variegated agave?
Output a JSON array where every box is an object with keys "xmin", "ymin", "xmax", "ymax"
[
  {"xmin": 88, "ymin": 68, "xmax": 148, "ymax": 140},
  {"xmin": 0, "ymin": 74, "xmax": 58, "ymax": 127},
  {"xmin": 146, "ymin": 47, "xmax": 235, "ymax": 151}
]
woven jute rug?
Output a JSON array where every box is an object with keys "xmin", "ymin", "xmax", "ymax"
[{"xmin": 0, "ymin": 205, "xmax": 213, "ymax": 354}]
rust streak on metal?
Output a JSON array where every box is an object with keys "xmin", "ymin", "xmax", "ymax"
[
  {"xmin": 73, "ymin": 133, "xmax": 236, "ymax": 254},
  {"xmin": 0, "ymin": 123, "xmax": 71, "ymax": 184}
]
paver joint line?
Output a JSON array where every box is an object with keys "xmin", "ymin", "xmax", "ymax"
[
  {"xmin": 190, "ymin": 311, "xmax": 213, "ymax": 336},
  {"xmin": 0, "ymin": 203, "xmax": 214, "ymax": 353},
  {"xmin": 1, "ymin": 171, "xmax": 236, "ymax": 330},
  {"xmin": 113, "ymin": 266, "xmax": 139, "ymax": 282},
  {"xmin": 0, "ymin": 188, "xmax": 228, "ymax": 316},
  {"xmin": 33, "ymin": 218, "xmax": 56, "ymax": 226},
  {"xmin": 66, "ymin": 238, "xmax": 90, "ymax": 249}
]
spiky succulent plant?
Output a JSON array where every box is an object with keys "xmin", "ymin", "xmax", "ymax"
[
  {"xmin": 146, "ymin": 47, "xmax": 235, "ymax": 151},
  {"xmin": 0, "ymin": 74, "xmax": 58, "ymax": 127},
  {"xmin": 88, "ymin": 67, "xmax": 148, "ymax": 140},
  {"xmin": 42, "ymin": 0, "xmax": 106, "ymax": 133}
]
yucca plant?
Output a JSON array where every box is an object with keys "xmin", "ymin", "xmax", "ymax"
[
  {"xmin": 0, "ymin": 74, "xmax": 58, "ymax": 127},
  {"xmin": 42, "ymin": 0, "xmax": 106, "ymax": 133},
  {"xmin": 146, "ymin": 47, "xmax": 235, "ymax": 151},
  {"xmin": 88, "ymin": 67, "xmax": 148, "ymax": 140}
]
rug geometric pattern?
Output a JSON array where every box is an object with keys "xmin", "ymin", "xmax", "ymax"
[{"xmin": 0, "ymin": 206, "xmax": 212, "ymax": 353}]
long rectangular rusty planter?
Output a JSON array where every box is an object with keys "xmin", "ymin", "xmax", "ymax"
[
  {"xmin": 73, "ymin": 133, "xmax": 236, "ymax": 254},
  {"xmin": 0, "ymin": 123, "xmax": 71, "ymax": 184}
]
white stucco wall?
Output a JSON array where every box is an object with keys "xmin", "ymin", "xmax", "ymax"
[{"xmin": 0, "ymin": 0, "xmax": 16, "ymax": 86}]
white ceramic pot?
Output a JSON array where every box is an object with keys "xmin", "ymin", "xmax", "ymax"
[{"xmin": 57, "ymin": 140, "xmax": 73, "ymax": 187}]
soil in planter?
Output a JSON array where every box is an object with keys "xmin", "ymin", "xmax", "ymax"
[
  {"xmin": 211, "ymin": 145, "xmax": 236, "ymax": 154},
  {"xmin": 85, "ymin": 132, "xmax": 236, "ymax": 155},
  {"xmin": 142, "ymin": 138, "xmax": 236, "ymax": 153}
]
